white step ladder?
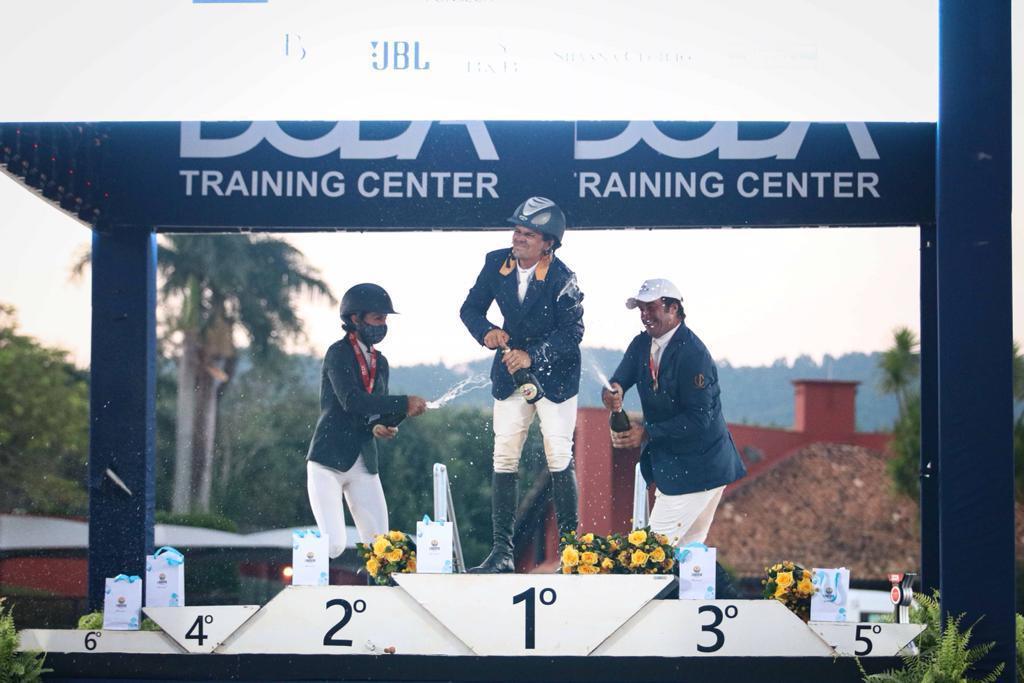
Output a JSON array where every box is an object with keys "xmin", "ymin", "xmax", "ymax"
[{"xmin": 432, "ymin": 463, "xmax": 466, "ymax": 573}]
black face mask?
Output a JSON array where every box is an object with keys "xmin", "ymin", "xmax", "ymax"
[{"xmin": 357, "ymin": 322, "xmax": 388, "ymax": 346}]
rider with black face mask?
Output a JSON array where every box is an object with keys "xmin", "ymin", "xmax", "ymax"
[{"xmin": 306, "ymin": 283, "xmax": 428, "ymax": 561}]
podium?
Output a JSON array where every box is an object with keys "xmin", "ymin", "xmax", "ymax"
[{"xmin": 19, "ymin": 576, "xmax": 923, "ymax": 681}]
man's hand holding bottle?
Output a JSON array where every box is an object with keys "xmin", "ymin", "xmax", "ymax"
[
  {"xmin": 501, "ymin": 348, "xmax": 532, "ymax": 374},
  {"xmin": 602, "ymin": 382, "xmax": 624, "ymax": 411},
  {"xmin": 406, "ymin": 396, "xmax": 427, "ymax": 417}
]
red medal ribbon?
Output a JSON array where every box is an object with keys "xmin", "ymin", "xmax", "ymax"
[
  {"xmin": 649, "ymin": 339, "xmax": 660, "ymax": 390},
  {"xmin": 348, "ymin": 332, "xmax": 377, "ymax": 393}
]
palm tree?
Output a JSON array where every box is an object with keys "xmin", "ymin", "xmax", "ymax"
[
  {"xmin": 75, "ymin": 234, "xmax": 334, "ymax": 513},
  {"xmin": 159, "ymin": 235, "xmax": 334, "ymax": 513},
  {"xmin": 878, "ymin": 327, "xmax": 920, "ymax": 413},
  {"xmin": 879, "ymin": 329, "xmax": 1024, "ymax": 500},
  {"xmin": 878, "ymin": 327, "xmax": 922, "ymax": 498}
]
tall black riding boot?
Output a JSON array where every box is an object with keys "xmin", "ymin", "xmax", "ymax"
[
  {"xmin": 550, "ymin": 463, "xmax": 579, "ymax": 545},
  {"xmin": 468, "ymin": 472, "xmax": 518, "ymax": 573}
]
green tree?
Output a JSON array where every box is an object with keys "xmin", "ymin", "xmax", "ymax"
[
  {"xmin": 212, "ymin": 352, "xmax": 322, "ymax": 530},
  {"xmin": 76, "ymin": 235, "xmax": 334, "ymax": 514},
  {"xmin": 160, "ymin": 235, "xmax": 334, "ymax": 514},
  {"xmin": 878, "ymin": 327, "xmax": 920, "ymax": 413},
  {"xmin": 0, "ymin": 304, "xmax": 89, "ymax": 515},
  {"xmin": 878, "ymin": 328, "xmax": 922, "ymax": 498},
  {"xmin": 880, "ymin": 330, "xmax": 1023, "ymax": 499},
  {"xmin": 888, "ymin": 392, "xmax": 922, "ymax": 499}
]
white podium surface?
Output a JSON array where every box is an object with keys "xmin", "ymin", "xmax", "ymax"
[
  {"xmin": 593, "ymin": 600, "xmax": 834, "ymax": 657},
  {"xmin": 394, "ymin": 573, "xmax": 672, "ymax": 656},
  {"xmin": 144, "ymin": 606, "xmax": 260, "ymax": 654},
  {"xmin": 809, "ymin": 621, "xmax": 927, "ymax": 657},
  {"xmin": 18, "ymin": 628, "xmax": 181, "ymax": 654},
  {"xmin": 18, "ymin": 577, "xmax": 925, "ymax": 660},
  {"xmin": 218, "ymin": 586, "xmax": 472, "ymax": 656}
]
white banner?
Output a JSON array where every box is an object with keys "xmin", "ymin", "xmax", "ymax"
[{"xmin": 0, "ymin": 2, "xmax": 936, "ymax": 122}]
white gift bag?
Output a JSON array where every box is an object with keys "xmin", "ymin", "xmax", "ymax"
[
  {"xmin": 292, "ymin": 529, "xmax": 329, "ymax": 586},
  {"xmin": 103, "ymin": 574, "xmax": 143, "ymax": 630},
  {"xmin": 811, "ymin": 567, "xmax": 851, "ymax": 621},
  {"xmin": 146, "ymin": 546, "xmax": 185, "ymax": 607},
  {"xmin": 676, "ymin": 543, "xmax": 717, "ymax": 600},
  {"xmin": 416, "ymin": 516, "xmax": 453, "ymax": 574}
]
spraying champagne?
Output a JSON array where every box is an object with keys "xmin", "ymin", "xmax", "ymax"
[{"xmin": 587, "ymin": 351, "xmax": 630, "ymax": 433}]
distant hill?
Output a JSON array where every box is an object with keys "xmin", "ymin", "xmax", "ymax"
[
  {"xmin": 379, "ymin": 348, "xmax": 901, "ymax": 432},
  {"xmin": 716, "ymin": 353, "xmax": 898, "ymax": 431}
]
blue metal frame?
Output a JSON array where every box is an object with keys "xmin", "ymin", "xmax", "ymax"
[
  {"xmin": 937, "ymin": 1, "xmax": 1014, "ymax": 678},
  {"xmin": 87, "ymin": 228, "xmax": 157, "ymax": 610},
  {"xmin": 919, "ymin": 223, "xmax": 939, "ymax": 596}
]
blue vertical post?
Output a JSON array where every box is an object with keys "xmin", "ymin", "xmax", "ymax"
[
  {"xmin": 918, "ymin": 223, "xmax": 938, "ymax": 596},
  {"xmin": 88, "ymin": 228, "xmax": 157, "ymax": 610},
  {"xmin": 937, "ymin": 1, "xmax": 1014, "ymax": 679}
]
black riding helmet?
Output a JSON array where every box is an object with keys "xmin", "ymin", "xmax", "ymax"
[
  {"xmin": 507, "ymin": 197, "xmax": 566, "ymax": 247},
  {"xmin": 340, "ymin": 283, "xmax": 397, "ymax": 321}
]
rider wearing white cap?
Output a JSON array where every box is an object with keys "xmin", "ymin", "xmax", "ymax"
[{"xmin": 602, "ymin": 278, "xmax": 746, "ymax": 551}]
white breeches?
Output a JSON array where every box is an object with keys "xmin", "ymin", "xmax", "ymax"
[
  {"xmin": 492, "ymin": 394, "xmax": 578, "ymax": 473},
  {"xmin": 306, "ymin": 459, "xmax": 389, "ymax": 559},
  {"xmin": 648, "ymin": 485, "xmax": 726, "ymax": 548}
]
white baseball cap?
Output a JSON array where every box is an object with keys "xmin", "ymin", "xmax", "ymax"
[{"xmin": 625, "ymin": 279, "xmax": 683, "ymax": 309}]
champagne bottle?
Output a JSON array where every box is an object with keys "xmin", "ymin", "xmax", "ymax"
[
  {"xmin": 504, "ymin": 348, "xmax": 545, "ymax": 404},
  {"xmin": 609, "ymin": 409, "xmax": 631, "ymax": 433}
]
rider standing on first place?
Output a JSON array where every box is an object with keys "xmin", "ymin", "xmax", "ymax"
[{"xmin": 460, "ymin": 197, "xmax": 585, "ymax": 573}]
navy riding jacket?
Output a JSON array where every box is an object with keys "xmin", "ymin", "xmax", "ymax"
[
  {"xmin": 460, "ymin": 249, "xmax": 584, "ymax": 403},
  {"xmin": 610, "ymin": 324, "xmax": 746, "ymax": 495},
  {"xmin": 306, "ymin": 338, "xmax": 407, "ymax": 474}
]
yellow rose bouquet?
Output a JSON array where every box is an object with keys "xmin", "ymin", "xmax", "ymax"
[
  {"xmin": 355, "ymin": 530, "xmax": 417, "ymax": 586},
  {"xmin": 607, "ymin": 527, "xmax": 676, "ymax": 575},
  {"xmin": 761, "ymin": 561, "xmax": 816, "ymax": 621},
  {"xmin": 559, "ymin": 531, "xmax": 613, "ymax": 574}
]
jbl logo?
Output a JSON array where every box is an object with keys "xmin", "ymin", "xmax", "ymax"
[{"xmin": 371, "ymin": 41, "xmax": 430, "ymax": 71}]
